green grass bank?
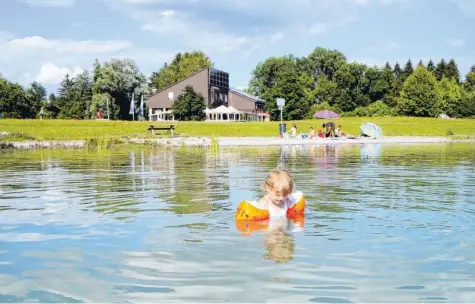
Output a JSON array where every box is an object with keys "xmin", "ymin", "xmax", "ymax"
[{"xmin": 0, "ymin": 117, "xmax": 474, "ymax": 141}]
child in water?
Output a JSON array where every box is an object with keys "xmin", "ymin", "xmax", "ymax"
[
  {"xmin": 257, "ymin": 169, "xmax": 296, "ymax": 217},
  {"xmin": 235, "ymin": 168, "xmax": 304, "ymax": 245}
]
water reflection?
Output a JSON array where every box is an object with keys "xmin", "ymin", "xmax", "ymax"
[{"xmin": 0, "ymin": 143, "xmax": 475, "ymax": 302}]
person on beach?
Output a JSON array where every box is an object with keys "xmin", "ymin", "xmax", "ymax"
[
  {"xmin": 322, "ymin": 122, "xmax": 336, "ymax": 138},
  {"xmin": 336, "ymin": 125, "xmax": 343, "ymax": 137},
  {"xmin": 317, "ymin": 129, "xmax": 325, "ymax": 138},
  {"xmin": 308, "ymin": 127, "xmax": 315, "ymax": 138},
  {"xmin": 288, "ymin": 124, "xmax": 297, "ymax": 138},
  {"xmin": 255, "ymin": 169, "xmax": 297, "ymax": 217}
]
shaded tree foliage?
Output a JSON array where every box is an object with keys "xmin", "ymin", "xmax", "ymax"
[
  {"xmin": 172, "ymin": 86, "xmax": 206, "ymax": 121},
  {"xmin": 0, "ymin": 77, "xmax": 36, "ymax": 118}
]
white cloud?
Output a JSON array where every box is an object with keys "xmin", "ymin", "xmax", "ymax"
[
  {"xmin": 133, "ymin": 9, "xmax": 252, "ymax": 54},
  {"xmin": 0, "ymin": 33, "xmax": 174, "ymax": 86},
  {"xmin": 17, "ymin": 0, "xmax": 75, "ymax": 7},
  {"xmin": 446, "ymin": 38, "xmax": 465, "ymax": 48},
  {"xmin": 109, "ymin": 0, "xmax": 365, "ymax": 58},
  {"xmin": 35, "ymin": 62, "xmax": 83, "ymax": 84},
  {"xmin": 8, "ymin": 36, "xmax": 133, "ymax": 53}
]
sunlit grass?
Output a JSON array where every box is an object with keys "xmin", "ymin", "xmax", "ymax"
[{"xmin": 0, "ymin": 117, "xmax": 474, "ymax": 141}]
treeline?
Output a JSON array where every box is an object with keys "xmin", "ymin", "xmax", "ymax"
[
  {"xmin": 248, "ymin": 48, "xmax": 475, "ymax": 120},
  {"xmin": 1, "ymin": 48, "xmax": 475, "ymax": 120}
]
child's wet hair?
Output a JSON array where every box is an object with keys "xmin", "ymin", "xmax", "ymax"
[{"xmin": 262, "ymin": 169, "xmax": 294, "ymax": 196}]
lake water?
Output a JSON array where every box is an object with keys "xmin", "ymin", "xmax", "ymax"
[{"xmin": 1, "ymin": 143, "xmax": 474, "ymax": 303}]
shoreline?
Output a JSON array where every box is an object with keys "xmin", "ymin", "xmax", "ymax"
[{"xmin": 3, "ymin": 136, "xmax": 475, "ymax": 150}]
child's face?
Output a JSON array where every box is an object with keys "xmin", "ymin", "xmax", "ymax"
[{"xmin": 266, "ymin": 186, "xmax": 288, "ymax": 206}]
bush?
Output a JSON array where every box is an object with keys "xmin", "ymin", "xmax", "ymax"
[{"xmin": 345, "ymin": 100, "xmax": 397, "ymax": 117}]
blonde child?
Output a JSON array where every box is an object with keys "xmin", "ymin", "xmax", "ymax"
[
  {"xmin": 256, "ymin": 169, "xmax": 296, "ymax": 217},
  {"xmin": 287, "ymin": 124, "xmax": 297, "ymax": 138}
]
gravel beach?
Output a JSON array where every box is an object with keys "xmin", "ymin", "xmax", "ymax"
[{"xmin": 5, "ymin": 136, "xmax": 474, "ymax": 150}]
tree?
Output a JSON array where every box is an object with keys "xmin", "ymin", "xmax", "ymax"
[
  {"xmin": 397, "ymin": 66, "xmax": 439, "ymax": 117},
  {"xmin": 435, "ymin": 59, "xmax": 447, "ymax": 81},
  {"xmin": 459, "ymin": 89, "xmax": 475, "ymax": 117},
  {"xmin": 298, "ymin": 47, "xmax": 347, "ymax": 83},
  {"xmin": 393, "ymin": 62, "xmax": 403, "ymax": 96},
  {"xmin": 27, "ymin": 81, "xmax": 47, "ymax": 116},
  {"xmin": 464, "ymin": 70, "xmax": 475, "ymax": 92},
  {"xmin": 44, "ymin": 93, "xmax": 60, "ymax": 118},
  {"xmin": 313, "ymin": 75, "xmax": 338, "ymax": 105},
  {"xmin": 0, "ymin": 78, "xmax": 35, "ymax": 118},
  {"xmin": 417, "ymin": 60, "xmax": 424, "ymax": 68},
  {"xmin": 92, "ymin": 58, "xmax": 147, "ymax": 120},
  {"xmin": 248, "ymin": 55, "xmax": 313, "ymax": 120},
  {"xmin": 436, "ymin": 77, "xmax": 462, "ymax": 117},
  {"xmin": 149, "ymin": 50, "xmax": 213, "ymax": 90},
  {"xmin": 401, "ymin": 59, "xmax": 414, "ymax": 82},
  {"xmin": 368, "ymin": 65, "xmax": 397, "ymax": 106},
  {"xmin": 172, "ymin": 86, "xmax": 206, "ymax": 121},
  {"xmin": 56, "ymin": 71, "xmax": 92, "ymax": 119},
  {"xmin": 393, "ymin": 62, "xmax": 402, "ymax": 81},
  {"xmin": 427, "ymin": 60, "xmax": 435, "ymax": 74},
  {"xmin": 445, "ymin": 59, "xmax": 460, "ymax": 83},
  {"xmin": 333, "ymin": 62, "xmax": 371, "ymax": 111}
]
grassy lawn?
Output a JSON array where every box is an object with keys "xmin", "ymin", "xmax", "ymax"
[{"xmin": 0, "ymin": 117, "xmax": 474, "ymax": 141}]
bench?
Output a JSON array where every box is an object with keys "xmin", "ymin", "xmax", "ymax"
[{"xmin": 147, "ymin": 124, "xmax": 175, "ymax": 137}]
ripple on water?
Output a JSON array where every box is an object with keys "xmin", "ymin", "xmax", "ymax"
[{"xmin": 0, "ymin": 144, "xmax": 474, "ymax": 302}]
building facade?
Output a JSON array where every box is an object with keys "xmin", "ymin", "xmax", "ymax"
[{"xmin": 147, "ymin": 67, "xmax": 269, "ymax": 122}]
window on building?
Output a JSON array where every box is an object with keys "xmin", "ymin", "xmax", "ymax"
[
  {"xmin": 209, "ymin": 68, "xmax": 229, "ymax": 89},
  {"xmin": 168, "ymin": 92, "xmax": 174, "ymax": 100}
]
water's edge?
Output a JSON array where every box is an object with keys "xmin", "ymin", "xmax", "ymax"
[{"xmin": 3, "ymin": 136, "xmax": 475, "ymax": 150}]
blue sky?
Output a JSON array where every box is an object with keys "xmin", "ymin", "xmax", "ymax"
[{"xmin": 0, "ymin": 0, "xmax": 474, "ymax": 94}]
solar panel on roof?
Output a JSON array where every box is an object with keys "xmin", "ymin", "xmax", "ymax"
[{"xmin": 230, "ymin": 88, "xmax": 265, "ymax": 102}]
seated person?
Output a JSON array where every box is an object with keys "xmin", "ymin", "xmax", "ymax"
[
  {"xmin": 336, "ymin": 125, "xmax": 346, "ymax": 137},
  {"xmin": 317, "ymin": 129, "xmax": 325, "ymax": 138},
  {"xmin": 308, "ymin": 127, "xmax": 315, "ymax": 138}
]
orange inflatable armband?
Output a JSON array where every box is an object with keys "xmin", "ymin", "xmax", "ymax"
[
  {"xmin": 235, "ymin": 191, "xmax": 306, "ymax": 236},
  {"xmin": 286, "ymin": 191, "xmax": 306, "ymax": 219},
  {"xmin": 235, "ymin": 191, "xmax": 305, "ymax": 221},
  {"xmin": 235, "ymin": 201, "xmax": 270, "ymax": 221}
]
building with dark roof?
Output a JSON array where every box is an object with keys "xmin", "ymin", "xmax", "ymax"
[{"xmin": 147, "ymin": 67, "xmax": 269, "ymax": 122}]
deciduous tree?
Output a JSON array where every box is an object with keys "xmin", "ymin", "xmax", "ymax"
[
  {"xmin": 397, "ymin": 66, "xmax": 439, "ymax": 117},
  {"xmin": 150, "ymin": 50, "xmax": 213, "ymax": 90},
  {"xmin": 172, "ymin": 86, "xmax": 206, "ymax": 121}
]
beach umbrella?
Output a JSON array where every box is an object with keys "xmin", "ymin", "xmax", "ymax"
[
  {"xmin": 313, "ymin": 110, "xmax": 340, "ymax": 119},
  {"xmin": 360, "ymin": 122, "xmax": 383, "ymax": 139}
]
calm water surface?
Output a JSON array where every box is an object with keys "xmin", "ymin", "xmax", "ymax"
[{"xmin": 0, "ymin": 143, "xmax": 475, "ymax": 303}]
